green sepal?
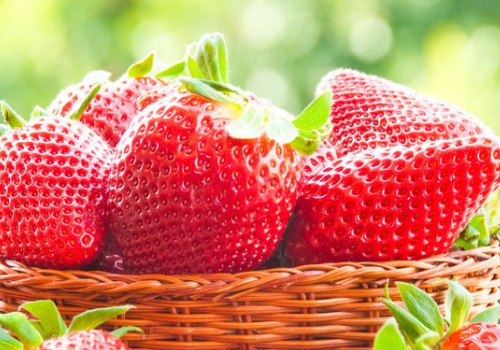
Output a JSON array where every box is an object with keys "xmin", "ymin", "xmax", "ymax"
[
  {"xmin": 397, "ymin": 282, "xmax": 444, "ymax": 336},
  {"xmin": 22, "ymin": 300, "xmax": 67, "ymax": 338},
  {"xmin": 111, "ymin": 326, "xmax": 144, "ymax": 339},
  {"xmin": 266, "ymin": 109, "xmax": 298, "ymax": 144},
  {"xmin": 470, "ymin": 305, "xmax": 500, "ymax": 324},
  {"xmin": 454, "ymin": 211, "xmax": 489, "ymax": 250},
  {"xmin": 288, "ymin": 90, "xmax": 333, "ymax": 155},
  {"xmin": 155, "ymin": 60, "xmax": 186, "ymax": 80},
  {"xmin": 374, "ymin": 319, "xmax": 409, "ymax": 350},
  {"xmin": 293, "ymin": 90, "xmax": 332, "ymax": 131},
  {"xmin": 0, "ymin": 328, "xmax": 23, "ymax": 350},
  {"xmin": 67, "ymin": 83, "xmax": 102, "ymax": 121},
  {"xmin": 455, "ymin": 189, "xmax": 500, "ymax": 250},
  {"xmin": 186, "ymin": 55, "xmax": 205, "ymax": 80},
  {"xmin": 0, "ymin": 101, "xmax": 26, "ymax": 128},
  {"xmin": 127, "ymin": 52, "xmax": 155, "ymax": 78},
  {"xmin": 189, "ymin": 32, "xmax": 228, "ymax": 83},
  {"xmin": 444, "ymin": 280, "xmax": 472, "ymax": 334},
  {"xmin": 0, "ymin": 312, "xmax": 43, "ymax": 349},
  {"xmin": 67, "ymin": 305, "xmax": 134, "ymax": 334},
  {"xmin": 0, "ymin": 125, "xmax": 10, "ymax": 136},
  {"xmin": 382, "ymin": 299, "xmax": 440, "ymax": 349},
  {"xmin": 30, "ymin": 106, "xmax": 49, "ymax": 119},
  {"xmin": 179, "ymin": 77, "xmax": 240, "ymax": 104},
  {"xmin": 226, "ymin": 102, "xmax": 265, "ymax": 139}
]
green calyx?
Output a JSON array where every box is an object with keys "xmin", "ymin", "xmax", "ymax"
[
  {"xmin": 67, "ymin": 83, "xmax": 102, "ymax": 121},
  {"xmin": 375, "ymin": 280, "xmax": 500, "ymax": 350},
  {"xmin": 0, "ymin": 300, "xmax": 139, "ymax": 349},
  {"xmin": 127, "ymin": 51, "xmax": 156, "ymax": 78},
  {"xmin": 454, "ymin": 189, "xmax": 500, "ymax": 250},
  {"xmin": 158, "ymin": 32, "xmax": 332, "ymax": 155},
  {"xmin": 0, "ymin": 101, "xmax": 27, "ymax": 129}
]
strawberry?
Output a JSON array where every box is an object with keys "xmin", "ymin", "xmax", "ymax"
[
  {"xmin": 375, "ymin": 280, "xmax": 500, "ymax": 350},
  {"xmin": 303, "ymin": 69, "xmax": 494, "ymax": 180},
  {"xmin": 0, "ymin": 88, "xmax": 112, "ymax": 269},
  {"xmin": 285, "ymin": 136, "xmax": 500, "ymax": 264},
  {"xmin": 35, "ymin": 330, "xmax": 129, "ymax": 350},
  {"xmin": 48, "ymin": 53, "xmax": 167, "ymax": 148},
  {"xmin": 0, "ymin": 300, "xmax": 139, "ymax": 350},
  {"xmin": 442, "ymin": 323, "xmax": 500, "ymax": 350},
  {"xmin": 107, "ymin": 33, "xmax": 331, "ymax": 274}
]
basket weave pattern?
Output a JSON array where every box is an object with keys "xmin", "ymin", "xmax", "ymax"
[{"xmin": 0, "ymin": 245, "xmax": 499, "ymax": 350}]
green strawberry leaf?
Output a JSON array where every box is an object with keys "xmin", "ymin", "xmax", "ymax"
[
  {"xmin": 83, "ymin": 70, "xmax": 112, "ymax": 84},
  {"xmin": 30, "ymin": 106, "xmax": 49, "ymax": 119},
  {"xmin": 0, "ymin": 327, "xmax": 23, "ymax": 350},
  {"xmin": 414, "ymin": 333, "xmax": 436, "ymax": 350},
  {"xmin": 67, "ymin": 83, "xmax": 102, "ymax": 121},
  {"xmin": 226, "ymin": 102, "xmax": 265, "ymax": 139},
  {"xmin": 186, "ymin": 55, "xmax": 205, "ymax": 80},
  {"xmin": 444, "ymin": 280, "xmax": 472, "ymax": 334},
  {"xmin": 67, "ymin": 305, "xmax": 134, "ymax": 334},
  {"xmin": 155, "ymin": 60, "xmax": 186, "ymax": 80},
  {"xmin": 111, "ymin": 326, "xmax": 144, "ymax": 339},
  {"xmin": 179, "ymin": 77, "xmax": 239, "ymax": 104},
  {"xmin": 396, "ymin": 282, "xmax": 444, "ymax": 336},
  {"xmin": 293, "ymin": 90, "xmax": 332, "ymax": 131},
  {"xmin": 470, "ymin": 305, "xmax": 500, "ymax": 324},
  {"xmin": 374, "ymin": 319, "xmax": 409, "ymax": 350},
  {"xmin": 0, "ymin": 312, "xmax": 43, "ymax": 349},
  {"xmin": 0, "ymin": 101, "xmax": 26, "ymax": 128},
  {"xmin": 191, "ymin": 32, "xmax": 228, "ymax": 83},
  {"xmin": 22, "ymin": 300, "xmax": 67, "ymax": 338},
  {"xmin": 127, "ymin": 52, "xmax": 155, "ymax": 78},
  {"xmin": 454, "ymin": 211, "xmax": 489, "ymax": 250},
  {"xmin": 382, "ymin": 299, "xmax": 439, "ymax": 349},
  {"xmin": 266, "ymin": 109, "xmax": 299, "ymax": 144}
]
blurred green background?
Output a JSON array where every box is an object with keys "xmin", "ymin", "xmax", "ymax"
[{"xmin": 1, "ymin": 0, "xmax": 500, "ymax": 132}]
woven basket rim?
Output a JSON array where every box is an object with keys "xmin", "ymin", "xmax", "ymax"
[{"xmin": 0, "ymin": 243, "xmax": 499, "ymax": 299}]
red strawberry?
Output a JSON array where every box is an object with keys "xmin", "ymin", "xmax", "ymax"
[
  {"xmin": 48, "ymin": 53, "xmax": 167, "ymax": 148},
  {"xmin": 0, "ymin": 91, "xmax": 112, "ymax": 269},
  {"xmin": 0, "ymin": 300, "xmax": 138, "ymax": 350},
  {"xmin": 107, "ymin": 33, "xmax": 331, "ymax": 274},
  {"xmin": 36, "ymin": 330, "xmax": 129, "ymax": 350},
  {"xmin": 286, "ymin": 136, "xmax": 500, "ymax": 264},
  {"xmin": 303, "ymin": 69, "xmax": 494, "ymax": 180},
  {"xmin": 375, "ymin": 280, "xmax": 500, "ymax": 350},
  {"xmin": 442, "ymin": 323, "xmax": 500, "ymax": 350}
]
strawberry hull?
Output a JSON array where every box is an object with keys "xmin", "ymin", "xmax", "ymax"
[{"xmin": 286, "ymin": 136, "xmax": 500, "ymax": 265}]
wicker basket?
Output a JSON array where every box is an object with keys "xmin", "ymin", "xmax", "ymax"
[{"xmin": 0, "ymin": 244, "xmax": 499, "ymax": 350}]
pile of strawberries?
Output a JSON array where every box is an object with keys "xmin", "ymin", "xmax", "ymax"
[{"xmin": 1, "ymin": 32, "xmax": 499, "ymax": 275}]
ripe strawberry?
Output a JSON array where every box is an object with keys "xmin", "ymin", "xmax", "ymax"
[
  {"xmin": 442, "ymin": 323, "xmax": 500, "ymax": 350},
  {"xmin": 48, "ymin": 53, "xmax": 167, "ymax": 148},
  {"xmin": 375, "ymin": 280, "xmax": 500, "ymax": 350},
  {"xmin": 0, "ymin": 300, "xmax": 138, "ymax": 350},
  {"xmin": 0, "ymin": 89, "xmax": 112, "ymax": 269},
  {"xmin": 303, "ymin": 69, "xmax": 494, "ymax": 180},
  {"xmin": 36, "ymin": 330, "xmax": 129, "ymax": 350},
  {"xmin": 107, "ymin": 33, "xmax": 331, "ymax": 274},
  {"xmin": 286, "ymin": 137, "xmax": 500, "ymax": 264}
]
